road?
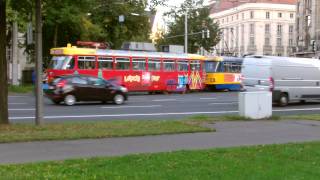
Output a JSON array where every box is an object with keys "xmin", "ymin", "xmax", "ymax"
[{"xmin": 8, "ymin": 92, "xmax": 320, "ymax": 123}]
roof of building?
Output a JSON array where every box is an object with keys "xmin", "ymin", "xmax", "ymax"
[{"xmin": 211, "ymin": 0, "xmax": 296, "ymax": 13}]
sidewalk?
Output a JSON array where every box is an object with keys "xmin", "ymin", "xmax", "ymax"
[{"xmin": 1, "ymin": 120, "xmax": 320, "ymax": 164}]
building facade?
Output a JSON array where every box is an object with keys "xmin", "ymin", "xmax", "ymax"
[
  {"xmin": 295, "ymin": 0, "xmax": 320, "ymax": 58},
  {"xmin": 210, "ymin": 0, "xmax": 296, "ymax": 57}
]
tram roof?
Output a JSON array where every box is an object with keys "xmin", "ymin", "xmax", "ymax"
[{"xmin": 50, "ymin": 46, "xmax": 205, "ymax": 60}]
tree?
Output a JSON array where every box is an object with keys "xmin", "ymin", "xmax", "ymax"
[
  {"xmin": 0, "ymin": 0, "xmax": 9, "ymax": 124},
  {"xmin": 88, "ymin": 0, "xmax": 152, "ymax": 49},
  {"xmin": 156, "ymin": 0, "xmax": 220, "ymax": 53}
]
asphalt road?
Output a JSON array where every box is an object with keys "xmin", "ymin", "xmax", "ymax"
[{"xmin": 8, "ymin": 92, "xmax": 320, "ymax": 123}]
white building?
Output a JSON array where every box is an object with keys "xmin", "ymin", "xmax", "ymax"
[
  {"xmin": 295, "ymin": 0, "xmax": 320, "ymax": 58},
  {"xmin": 210, "ymin": 0, "xmax": 296, "ymax": 57}
]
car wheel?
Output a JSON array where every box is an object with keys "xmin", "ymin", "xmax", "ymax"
[
  {"xmin": 52, "ymin": 100, "xmax": 61, "ymax": 105},
  {"xmin": 278, "ymin": 93, "xmax": 289, "ymax": 107},
  {"xmin": 64, "ymin": 94, "xmax": 76, "ymax": 106},
  {"xmin": 113, "ymin": 93, "xmax": 125, "ymax": 105}
]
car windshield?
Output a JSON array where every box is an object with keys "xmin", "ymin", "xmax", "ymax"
[{"xmin": 50, "ymin": 56, "xmax": 73, "ymax": 69}]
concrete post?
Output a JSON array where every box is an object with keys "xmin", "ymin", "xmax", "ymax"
[{"xmin": 11, "ymin": 22, "xmax": 19, "ymax": 85}]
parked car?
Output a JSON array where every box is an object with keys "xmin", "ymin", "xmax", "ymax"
[
  {"xmin": 241, "ymin": 55, "xmax": 320, "ymax": 106},
  {"xmin": 45, "ymin": 75, "xmax": 128, "ymax": 105}
]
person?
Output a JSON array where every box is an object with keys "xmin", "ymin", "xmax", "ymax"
[{"xmin": 31, "ymin": 68, "xmax": 36, "ymax": 84}]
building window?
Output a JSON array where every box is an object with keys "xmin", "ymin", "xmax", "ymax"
[
  {"xmin": 265, "ymin": 24, "xmax": 270, "ymax": 34},
  {"xmin": 265, "ymin": 37, "xmax": 270, "ymax": 46},
  {"xmin": 250, "ymin": 24, "xmax": 255, "ymax": 35},
  {"xmin": 290, "ymin": 13, "xmax": 294, "ymax": 19},
  {"xmin": 237, "ymin": 14, "xmax": 239, "ymax": 20},
  {"xmin": 242, "ymin": 13, "xmax": 244, "ymax": 20},
  {"xmin": 266, "ymin": 12, "xmax": 270, "ymax": 19},
  {"xmin": 278, "ymin": 13, "xmax": 282, "ymax": 18},
  {"xmin": 222, "ymin": 19, "xmax": 224, "ymax": 23},
  {"xmin": 231, "ymin": 16, "xmax": 233, "ymax": 21},
  {"xmin": 289, "ymin": 25, "xmax": 294, "ymax": 34},
  {"xmin": 277, "ymin": 37, "xmax": 282, "ymax": 46},
  {"xmin": 249, "ymin": 37, "xmax": 255, "ymax": 46},
  {"xmin": 227, "ymin": 17, "xmax": 228, "ymax": 22},
  {"xmin": 250, "ymin": 11, "xmax": 254, "ymax": 19},
  {"xmin": 277, "ymin": 24, "xmax": 282, "ymax": 36},
  {"xmin": 307, "ymin": 15, "xmax": 311, "ymax": 26},
  {"xmin": 289, "ymin": 39, "xmax": 293, "ymax": 46}
]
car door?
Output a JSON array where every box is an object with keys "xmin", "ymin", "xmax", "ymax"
[
  {"xmin": 87, "ymin": 77, "xmax": 111, "ymax": 101},
  {"xmin": 70, "ymin": 76, "xmax": 92, "ymax": 101}
]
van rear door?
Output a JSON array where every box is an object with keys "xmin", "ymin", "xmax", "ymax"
[{"xmin": 241, "ymin": 57, "xmax": 272, "ymax": 91}]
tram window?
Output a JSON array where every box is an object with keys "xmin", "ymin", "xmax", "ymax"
[
  {"xmin": 190, "ymin": 60, "xmax": 200, "ymax": 71},
  {"xmin": 148, "ymin": 58, "xmax": 161, "ymax": 71},
  {"xmin": 132, "ymin": 58, "xmax": 146, "ymax": 70},
  {"xmin": 204, "ymin": 61, "xmax": 218, "ymax": 73},
  {"xmin": 163, "ymin": 59, "xmax": 176, "ymax": 71},
  {"xmin": 78, "ymin": 56, "xmax": 96, "ymax": 69},
  {"xmin": 98, "ymin": 57, "xmax": 113, "ymax": 70},
  {"xmin": 115, "ymin": 57, "xmax": 130, "ymax": 70},
  {"xmin": 177, "ymin": 60, "xmax": 189, "ymax": 71}
]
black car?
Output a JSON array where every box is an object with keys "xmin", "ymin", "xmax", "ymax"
[{"xmin": 45, "ymin": 75, "xmax": 128, "ymax": 105}]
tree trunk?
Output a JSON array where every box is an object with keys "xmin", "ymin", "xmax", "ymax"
[
  {"xmin": 53, "ymin": 24, "xmax": 58, "ymax": 47},
  {"xmin": 0, "ymin": 0, "xmax": 9, "ymax": 124}
]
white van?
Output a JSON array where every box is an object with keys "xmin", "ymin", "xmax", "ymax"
[{"xmin": 241, "ymin": 56, "xmax": 320, "ymax": 106}]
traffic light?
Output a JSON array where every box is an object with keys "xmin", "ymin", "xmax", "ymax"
[
  {"xmin": 207, "ymin": 30, "xmax": 210, "ymax": 38},
  {"xmin": 202, "ymin": 30, "xmax": 205, "ymax": 39},
  {"xmin": 312, "ymin": 40, "xmax": 316, "ymax": 52}
]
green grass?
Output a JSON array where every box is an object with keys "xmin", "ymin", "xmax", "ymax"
[
  {"xmin": 0, "ymin": 114, "xmax": 285, "ymax": 143},
  {"xmin": 283, "ymin": 114, "xmax": 320, "ymax": 121},
  {"xmin": 1, "ymin": 141, "xmax": 320, "ymax": 179},
  {"xmin": 0, "ymin": 119, "xmax": 213, "ymax": 143},
  {"xmin": 8, "ymin": 84, "xmax": 34, "ymax": 93}
]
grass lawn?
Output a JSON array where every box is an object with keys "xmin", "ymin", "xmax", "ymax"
[
  {"xmin": 0, "ymin": 119, "xmax": 213, "ymax": 143},
  {"xmin": 0, "ymin": 114, "xmax": 312, "ymax": 143},
  {"xmin": 8, "ymin": 84, "xmax": 34, "ymax": 93},
  {"xmin": 1, "ymin": 141, "xmax": 320, "ymax": 179},
  {"xmin": 284, "ymin": 114, "xmax": 320, "ymax": 121}
]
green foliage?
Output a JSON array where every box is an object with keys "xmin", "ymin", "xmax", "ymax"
[
  {"xmin": 8, "ymin": 0, "xmax": 160, "ymax": 59},
  {"xmin": 156, "ymin": 0, "xmax": 220, "ymax": 53}
]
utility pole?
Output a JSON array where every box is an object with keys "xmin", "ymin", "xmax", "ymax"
[
  {"xmin": 35, "ymin": 0, "xmax": 43, "ymax": 125},
  {"xmin": 0, "ymin": 0, "xmax": 9, "ymax": 124},
  {"xmin": 184, "ymin": 9, "xmax": 188, "ymax": 54}
]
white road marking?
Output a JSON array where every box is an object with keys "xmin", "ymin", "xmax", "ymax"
[
  {"xmin": 9, "ymin": 109, "xmax": 35, "ymax": 111},
  {"xmin": 200, "ymin": 98, "xmax": 217, "ymax": 100},
  {"xmin": 152, "ymin": 99, "xmax": 177, "ymax": 102},
  {"xmin": 10, "ymin": 111, "xmax": 239, "ymax": 120},
  {"xmin": 273, "ymin": 108, "xmax": 320, "ymax": 112},
  {"xmin": 9, "ymin": 103, "xmax": 28, "ymax": 105},
  {"xmin": 101, "ymin": 105, "xmax": 162, "ymax": 109},
  {"xmin": 9, "ymin": 107, "xmax": 320, "ymax": 120},
  {"xmin": 209, "ymin": 102, "xmax": 238, "ymax": 105}
]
